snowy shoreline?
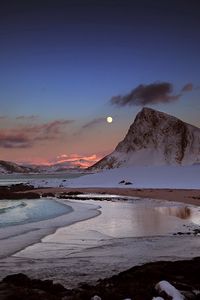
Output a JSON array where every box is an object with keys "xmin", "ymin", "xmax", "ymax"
[
  {"xmin": 0, "ymin": 199, "xmax": 100, "ymax": 259},
  {"xmin": 0, "ymin": 196, "xmax": 200, "ymax": 288}
]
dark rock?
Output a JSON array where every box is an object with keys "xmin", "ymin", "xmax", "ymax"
[
  {"xmin": 124, "ymin": 181, "xmax": 133, "ymax": 185},
  {"xmin": 118, "ymin": 180, "xmax": 133, "ymax": 185},
  {"xmin": 66, "ymin": 191, "xmax": 84, "ymax": 196},
  {"xmin": 1, "ymin": 258, "xmax": 200, "ymax": 299},
  {"xmin": 3, "ymin": 273, "xmax": 31, "ymax": 286},
  {"xmin": 0, "ymin": 184, "xmax": 40, "ymax": 200},
  {"xmin": 42, "ymin": 192, "xmax": 55, "ymax": 197}
]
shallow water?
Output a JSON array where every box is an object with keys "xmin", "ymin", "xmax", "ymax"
[
  {"xmin": 16, "ymin": 197, "xmax": 200, "ymax": 261},
  {"xmin": 45, "ymin": 198, "xmax": 197, "ymax": 241},
  {"xmin": 0, "ymin": 198, "xmax": 72, "ymax": 227},
  {"xmin": 1, "ymin": 196, "xmax": 199, "ymax": 288}
]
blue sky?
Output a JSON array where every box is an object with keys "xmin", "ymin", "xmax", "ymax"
[{"xmin": 0, "ymin": 0, "xmax": 200, "ymax": 165}]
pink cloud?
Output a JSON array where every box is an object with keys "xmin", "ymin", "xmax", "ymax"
[
  {"xmin": 0, "ymin": 119, "xmax": 74, "ymax": 148},
  {"xmin": 51, "ymin": 153, "xmax": 102, "ymax": 168}
]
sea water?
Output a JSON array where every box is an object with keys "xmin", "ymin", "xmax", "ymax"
[
  {"xmin": 0, "ymin": 172, "xmax": 84, "ymax": 186},
  {"xmin": 0, "ymin": 198, "xmax": 72, "ymax": 227}
]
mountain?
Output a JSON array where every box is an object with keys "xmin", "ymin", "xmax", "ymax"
[
  {"xmin": 90, "ymin": 107, "xmax": 200, "ymax": 170},
  {"xmin": 0, "ymin": 160, "xmax": 35, "ymax": 174},
  {"xmin": 0, "ymin": 160, "xmax": 83, "ymax": 174}
]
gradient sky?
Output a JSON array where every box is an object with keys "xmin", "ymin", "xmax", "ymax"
[{"xmin": 0, "ymin": 0, "xmax": 200, "ymax": 167}]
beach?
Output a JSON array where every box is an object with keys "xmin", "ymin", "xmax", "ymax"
[
  {"xmin": 31, "ymin": 187, "xmax": 200, "ymax": 206},
  {"xmin": 0, "ymin": 189, "xmax": 200, "ymax": 290}
]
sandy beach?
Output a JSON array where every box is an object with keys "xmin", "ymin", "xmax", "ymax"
[{"xmin": 32, "ymin": 187, "xmax": 200, "ymax": 206}]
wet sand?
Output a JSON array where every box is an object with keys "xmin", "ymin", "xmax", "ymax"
[{"xmin": 32, "ymin": 187, "xmax": 200, "ymax": 206}]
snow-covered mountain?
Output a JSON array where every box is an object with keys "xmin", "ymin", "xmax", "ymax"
[
  {"xmin": 0, "ymin": 160, "xmax": 84, "ymax": 174},
  {"xmin": 0, "ymin": 160, "xmax": 35, "ymax": 174},
  {"xmin": 90, "ymin": 107, "xmax": 200, "ymax": 170}
]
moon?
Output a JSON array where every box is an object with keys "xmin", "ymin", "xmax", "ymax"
[{"xmin": 107, "ymin": 116, "xmax": 113, "ymax": 123}]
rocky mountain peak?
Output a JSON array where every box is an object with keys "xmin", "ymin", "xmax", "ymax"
[{"xmin": 90, "ymin": 108, "xmax": 200, "ymax": 169}]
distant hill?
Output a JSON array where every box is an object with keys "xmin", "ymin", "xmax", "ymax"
[
  {"xmin": 0, "ymin": 160, "xmax": 83, "ymax": 174},
  {"xmin": 0, "ymin": 160, "xmax": 35, "ymax": 174},
  {"xmin": 90, "ymin": 107, "xmax": 200, "ymax": 170}
]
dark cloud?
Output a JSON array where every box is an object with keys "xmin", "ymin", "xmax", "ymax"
[
  {"xmin": 0, "ymin": 119, "xmax": 73, "ymax": 148},
  {"xmin": 181, "ymin": 83, "xmax": 194, "ymax": 92},
  {"xmin": 0, "ymin": 133, "xmax": 31, "ymax": 148},
  {"xmin": 82, "ymin": 117, "xmax": 106, "ymax": 129},
  {"xmin": 111, "ymin": 82, "xmax": 181, "ymax": 106}
]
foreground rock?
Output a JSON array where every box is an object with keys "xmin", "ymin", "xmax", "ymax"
[
  {"xmin": 0, "ymin": 258, "xmax": 200, "ymax": 299},
  {"xmin": 0, "ymin": 184, "xmax": 40, "ymax": 199}
]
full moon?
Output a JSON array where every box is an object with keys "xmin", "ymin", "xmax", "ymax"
[{"xmin": 107, "ymin": 116, "xmax": 113, "ymax": 123}]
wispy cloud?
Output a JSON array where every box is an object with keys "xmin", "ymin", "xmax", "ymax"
[
  {"xmin": 181, "ymin": 83, "xmax": 194, "ymax": 92},
  {"xmin": 82, "ymin": 117, "xmax": 106, "ymax": 129},
  {"xmin": 0, "ymin": 119, "xmax": 74, "ymax": 148},
  {"xmin": 16, "ymin": 115, "xmax": 39, "ymax": 121},
  {"xmin": 111, "ymin": 82, "xmax": 181, "ymax": 107},
  {"xmin": 0, "ymin": 133, "xmax": 31, "ymax": 148}
]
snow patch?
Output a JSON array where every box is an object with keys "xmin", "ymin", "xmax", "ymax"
[{"xmin": 155, "ymin": 280, "xmax": 185, "ymax": 300}]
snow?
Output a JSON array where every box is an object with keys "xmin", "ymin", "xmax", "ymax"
[
  {"xmin": 155, "ymin": 280, "xmax": 184, "ymax": 300},
  {"xmin": 0, "ymin": 200, "xmax": 100, "ymax": 258},
  {"xmin": 92, "ymin": 108, "xmax": 200, "ymax": 169},
  {"xmin": 91, "ymin": 296, "xmax": 102, "ymax": 300},
  {"xmin": 28, "ymin": 165, "xmax": 200, "ymax": 189}
]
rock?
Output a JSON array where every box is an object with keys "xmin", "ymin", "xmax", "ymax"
[
  {"xmin": 1, "ymin": 258, "xmax": 200, "ymax": 299},
  {"xmin": 119, "ymin": 180, "xmax": 126, "ymax": 184},
  {"xmin": 89, "ymin": 107, "xmax": 200, "ymax": 170},
  {"xmin": 42, "ymin": 192, "xmax": 55, "ymax": 197},
  {"xmin": 124, "ymin": 181, "xmax": 133, "ymax": 185},
  {"xmin": 118, "ymin": 180, "xmax": 133, "ymax": 185}
]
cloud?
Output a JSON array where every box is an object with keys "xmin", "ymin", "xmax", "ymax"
[
  {"xmin": 0, "ymin": 119, "xmax": 73, "ymax": 148},
  {"xmin": 0, "ymin": 133, "xmax": 31, "ymax": 148},
  {"xmin": 0, "ymin": 116, "xmax": 7, "ymax": 120},
  {"xmin": 111, "ymin": 82, "xmax": 181, "ymax": 106},
  {"xmin": 50, "ymin": 153, "xmax": 102, "ymax": 168},
  {"xmin": 16, "ymin": 115, "xmax": 39, "ymax": 121},
  {"xmin": 82, "ymin": 117, "xmax": 106, "ymax": 129},
  {"xmin": 181, "ymin": 83, "xmax": 194, "ymax": 92}
]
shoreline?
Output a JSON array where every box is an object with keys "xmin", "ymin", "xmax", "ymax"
[
  {"xmin": 0, "ymin": 199, "xmax": 101, "ymax": 259},
  {"xmin": 1, "ymin": 186, "xmax": 200, "ymax": 299},
  {"xmin": 1, "ymin": 196, "xmax": 200, "ymax": 289},
  {"xmin": 31, "ymin": 187, "xmax": 200, "ymax": 206}
]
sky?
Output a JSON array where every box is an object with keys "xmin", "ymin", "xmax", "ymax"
[{"xmin": 0, "ymin": 0, "xmax": 200, "ymax": 167}]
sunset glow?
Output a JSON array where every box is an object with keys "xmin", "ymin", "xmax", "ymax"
[{"xmin": 0, "ymin": 1, "xmax": 199, "ymax": 167}]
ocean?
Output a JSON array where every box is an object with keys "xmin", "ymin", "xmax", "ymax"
[
  {"xmin": 0, "ymin": 172, "xmax": 85, "ymax": 186},
  {"xmin": 0, "ymin": 198, "xmax": 73, "ymax": 227}
]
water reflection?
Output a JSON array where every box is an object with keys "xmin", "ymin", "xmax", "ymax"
[
  {"xmin": 46, "ymin": 199, "xmax": 197, "ymax": 243},
  {"xmin": 155, "ymin": 206, "xmax": 191, "ymax": 219}
]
